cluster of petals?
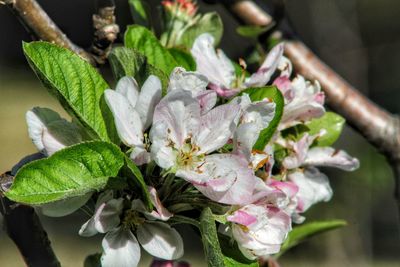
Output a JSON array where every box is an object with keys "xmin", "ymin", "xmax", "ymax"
[{"xmin": 79, "ymin": 188, "xmax": 183, "ymax": 267}]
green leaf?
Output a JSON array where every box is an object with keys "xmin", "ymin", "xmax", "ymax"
[
  {"xmin": 224, "ymin": 257, "xmax": 259, "ymax": 267},
  {"xmin": 124, "ymin": 156, "xmax": 152, "ymax": 210},
  {"xmin": 128, "ymin": 0, "xmax": 150, "ymax": 27},
  {"xmin": 241, "ymin": 86, "xmax": 284, "ymax": 150},
  {"xmin": 108, "ymin": 46, "xmax": 169, "ymax": 91},
  {"xmin": 279, "ymin": 220, "xmax": 347, "ymax": 256},
  {"xmin": 236, "ymin": 24, "xmax": 274, "ymax": 38},
  {"xmin": 306, "ymin": 112, "xmax": 345, "ymax": 146},
  {"xmin": 178, "ymin": 12, "xmax": 223, "ymax": 48},
  {"xmin": 200, "ymin": 208, "xmax": 225, "ymax": 267},
  {"xmin": 23, "ymin": 41, "xmax": 116, "ymax": 142},
  {"xmin": 219, "ymin": 234, "xmax": 259, "ymax": 267},
  {"xmin": 125, "ymin": 25, "xmax": 178, "ymax": 74},
  {"xmin": 6, "ymin": 141, "xmax": 124, "ymax": 204},
  {"xmin": 168, "ymin": 48, "xmax": 196, "ymax": 71}
]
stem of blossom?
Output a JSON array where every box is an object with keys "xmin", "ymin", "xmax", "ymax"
[
  {"xmin": 89, "ymin": 0, "xmax": 120, "ymax": 64},
  {"xmin": 1, "ymin": 0, "xmax": 95, "ymax": 64},
  {"xmin": 0, "ymin": 197, "xmax": 61, "ymax": 267},
  {"xmin": 0, "ymin": 154, "xmax": 60, "ymax": 267},
  {"xmin": 221, "ymin": 0, "xmax": 400, "ymax": 222}
]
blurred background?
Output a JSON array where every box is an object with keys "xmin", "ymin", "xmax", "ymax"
[{"xmin": 0, "ymin": 0, "xmax": 400, "ymax": 266}]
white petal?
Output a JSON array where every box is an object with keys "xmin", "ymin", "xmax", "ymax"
[
  {"xmin": 137, "ymin": 221, "xmax": 184, "ymax": 260},
  {"xmin": 26, "ymin": 108, "xmax": 81, "ymax": 155},
  {"xmin": 245, "ymin": 43, "xmax": 284, "ymax": 87},
  {"xmin": 136, "ymin": 75, "xmax": 162, "ymax": 130},
  {"xmin": 196, "ymin": 90, "xmax": 217, "ymax": 114},
  {"xmin": 196, "ymin": 103, "xmax": 240, "ymax": 154},
  {"xmin": 178, "ymin": 154, "xmax": 257, "ymax": 205},
  {"xmin": 26, "ymin": 108, "xmax": 60, "ymax": 151},
  {"xmin": 94, "ymin": 198, "xmax": 124, "ymax": 233},
  {"xmin": 151, "ymin": 90, "xmax": 200, "ymax": 149},
  {"xmin": 147, "ymin": 186, "xmax": 173, "ymax": 221},
  {"xmin": 168, "ymin": 67, "xmax": 208, "ymax": 94},
  {"xmin": 115, "ymin": 76, "xmax": 140, "ymax": 107},
  {"xmin": 101, "ymin": 228, "xmax": 141, "ymax": 267},
  {"xmin": 130, "ymin": 146, "xmax": 151, "ymax": 166},
  {"xmin": 304, "ymin": 147, "xmax": 360, "ymax": 171},
  {"xmin": 104, "ymin": 89, "xmax": 144, "ymax": 147},
  {"xmin": 288, "ymin": 167, "xmax": 332, "ymax": 212},
  {"xmin": 191, "ymin": 33, "xmax": 235, "ymax": 89},
  {"xmin": 39, "ymin": 193, "xmax": 91, "ymax": 217},
  {"xmin": 41, "ymin": 128, "xmax": 66, "ymax": 156}
]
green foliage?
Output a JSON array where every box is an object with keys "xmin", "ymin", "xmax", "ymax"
[
  {"xmin": 219, "ymin": 234, "xmax": 259, "ymax": 267},
  {"xmin": 200, "ymin": 208, "xmax": 225, "ymax": 267},
  {"xmin": 125, "ymin": 25, "xmax": 179, "ymax": 75},
  {"xmin": 306, "ymin": 112, "xmax": 345, "ymax": 146},
  {"xmin": 236, "ymin": 24, "xmax": 274, "ymax": 38},
  {"xmin": 6, "ymin": 141, "xmax": 124, "ymax": 204},
  {"xmin": 124, "ymin": 156, "xmax": 153, "ymax": 210},
  {"xmin": 177, "ymin": 12, "xmax": 223, "ymax": 48},
  {"xmin": 108, "ymin": 46, "xmax": 169, "ymax": 91},
  {"xmin": 279, "ymin": 220, "xmax": 347, "ymax": 256},
  {"xmin": 23, "ymin": 42, "xmax": 117, "ymax": 142},
  {"xmin": 168, "ymin": 48, "xmax": 196, "ymax": 71},
  {"xmin": 128, "ymin": 0, "xmax": 150, "ymax": 27},
  {"xmin": 240, "ymin": 86, "xmax": 284, "ymax": 150}
]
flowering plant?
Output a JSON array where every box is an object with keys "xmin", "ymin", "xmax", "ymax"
[{"xmin": 5, "ymin": 1, "xmax": 359, "ymax": 266}]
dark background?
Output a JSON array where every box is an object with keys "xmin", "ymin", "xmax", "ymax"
[{"xmin": 0, "ymin": 0, "xmax": 399, "ymax": 266}]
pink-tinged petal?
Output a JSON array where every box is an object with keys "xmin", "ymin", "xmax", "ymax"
[
  {"xmin": 282, "ymin": 134, "xmax": 311, "ymax": 169},
  {"xmin": 148, "ymin": 186, "xmax": 173, "ymax": 221},
  {"xmin": 104, "ymin": 89, "xmax": 144, "ymax": 147},
  {"xmin": 280, "ymin": 75, "xmax": 325, "ymax": 128},
  {"xmin": 151, "ymin": 90, "xmax": 200, "ymax": 148},
  {"xmin": 196, "ymin": 103, "xmax": 240, "ymax": 153},
  {"xmin": 168, "ymin": 67, "xmax": 208, "ymax": 95},
  {"xmin": 288, "ymin": 167, "xmax": 332, "ymax": 212},
  {"xmin": 268, "ymin": 180, "xmax": 299, "ymax": 199},
  {"xmin": 136, "ymin": 75, "xmax": 162, "ymax": 130},
  {"xmin": 191, "ymin": 33, "xmax": 236, "ymax": 89},
  {"xmin": 234, "ymin": 123, "xmax": 260, "ymax": 161},
  {"xmin": 245, "ymin": 43, "xmax": 284, "ymax": 87},
  {"xmin": 208, "ymin": 83, "xmax": 239, "ymax": 98},
  {"xmin": 230, "ymin": 204, "xmax": 291, "ymax": 258},
  {"xmin": 196, "ymin": 90, "xmax": 217, "ymax": 114},
  {"xmin": 101, "ymin": 228, "xmax": 141, "ymax": 267},
  {"xmin": 115, "ymin": 76, "xmax": 140, "ymax": 108},
  {"xmin": 227, "ymin": 210, "xmax": 258, "ymax": 226},
  {"xmin": 186, "ymin": 154, "xmax": 257, "ymax": 205},
  {"xmin": 137, "ymin": 221, "xmax": 184, "ymax": 260},
  {"xmin": 130, "ymin": 146, "xmax": 151, "ymax": 166},
  {"xmin": 273, "ymin": 76, "xmax": 294, "ymax": 101},
  {"xmin": 314, "ymin": 92, "xmax": 325, "ymax": 105},
  {"xmin": 304, "ymin": 147, "xmax": 360, "ymax": 171},
  {"xmin": 150, "ymin": 259, "xmax": 175, "ymax": 267}
]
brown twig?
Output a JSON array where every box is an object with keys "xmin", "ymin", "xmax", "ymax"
[
  {"xmin": 90, "ymin": 0, "xmax": 120, "ymax": 64},
  {"xmin": 222, "ymin": 0, "xmax": 400, "ymax": 215},
  {"xmin": 1, "ymin": 0, "xmax": 95, "ymax": 64},
  {"xmin": 0, "ymin": 154, "xmax": 60, "ymax": 267}
]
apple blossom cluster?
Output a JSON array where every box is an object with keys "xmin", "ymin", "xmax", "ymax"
[{"xmin": 24, "ymin": 31, "xmax": 359, "ymax": 266}]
